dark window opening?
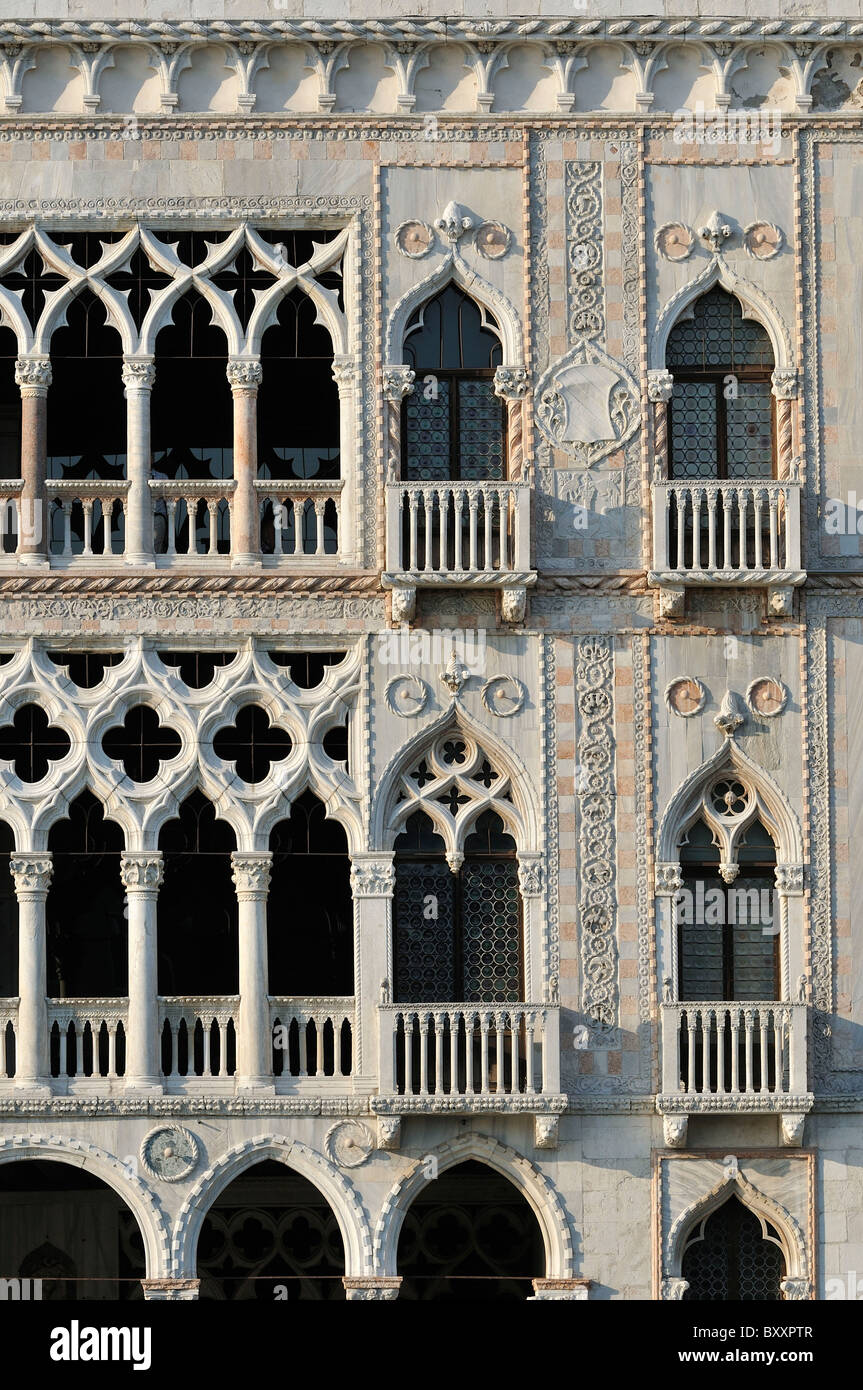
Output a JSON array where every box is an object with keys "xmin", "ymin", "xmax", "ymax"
[
  {"xmin": 0, "ymin": 703, "xmax": 71, "ymax": 782},
  {"xmin": 259, "ymin": 288, "xmax": 339, "ymax": 481},
  {"xmin": 157, "ymin": 650, "xmax": 238, "ymax": 688},
  {"xmin": 394, "ymin": 809, "xmax": 521, "ymax": 1004},
  {"xmin": 47, "ymin": 289, "xmax": 126, "ymax": 482},
  {"xmin": 102, "ymin": 705, "xmax": 182, "ymax": 783},
  {"xmin": 47, "ymin": 790, "xmax": 127, "ymax": 999},
  {"xmin": 667, "ymin": 287, "xmax": 775, "ymax": 482},
  {"xmin": 151, "ymin": 291, "xmax": 232, "ymax": 481},
  {"xmin": 268, "ymin": 790, "xmax": 353, "ymax": 997},
  {"xmin": 197, "ymin": 1160, "xmax": 345, "ymax": 1301},
  {"xmin": 105, "ymin": 246, "xmax": 172, "ymax": 332},
  {"xmin": 211, "ymin": 244, "xmax": 277, "ymax": 333},
  {"xmin": 0, "ymin": 324, "xmax": 19, "ymax": 485},
  {"xmin": 0, "ymin": 249, "xmax": 65, "ymax": 331},
  {"xmin": 213, "ymin": 704, "xmax": 292, "ymax": 784},
  {"xmin": 0, "ymin": 820, "xmax": 16, "ymax": 1002},
  {"xmin": 150, "ymin": 230, "xmax": 230, "ymax": 269},
  {"xmin": 402, "ymin": 285, "xmax": 505, "ymax": 484},
  {"xmin": 46, "ymin": 651, "xmax": 123, "ymax": 688},
  {"xmin": 267, "ymin": 650, "xmax": 347, "ymax": 688},
  {"xmin": 682, "ymin": 1197, "xmax": 785, "ymax": 1302},
  {"xmin": 158, "ymin": 790, "xmax": 237, "ymax": 997},
  {"xmin": 397, "ymin": 1160, "xmax": 544, "ymax": 1301},
  {"xmin": 321, "ymin": 722, "xmax": 348, "ymax": 770}
]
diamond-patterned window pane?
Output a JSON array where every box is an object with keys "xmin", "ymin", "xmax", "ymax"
[
  {"xmin": 394, "ymin": 862, "xmax": 456, "ymax": 1002},
  {"xmin": 670, "ymin": 381, "xmax": 718, "ymax": 478},
  {"xmin": 726, "ymin": 380, "xmax": 774, "ymax": 478},
  {"xmin": 682, "ymin": 1198, "xmax": 784, "ymax": 1301},
  {"xmin": 461, "ymin": 860, "xmax": 521, "ymax": 1003},
  {"xmin": 457, "ymin": 380, "xmax": 504, "ymax": 481}
]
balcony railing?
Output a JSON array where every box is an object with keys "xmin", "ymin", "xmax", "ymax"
[
  {"xmin": 48, "ymin": 998, "xmax": 128, "ymax": 1082},
  {"xmin": 378, "ymin": 1003, "xmax": 560, "ymax": 1100},
  {"xmin": 269, "ymin": 996, "xmax": 353, "ymax": 1087},
  {"xmin": 150, "ymin": 479, "xmax": 236, "ymax": 559},
  {"xmin": 49, "ymin": 481, "xmax": 130, "ymax": 560},
  {"xmin": 650, "ymin": 479, "xmax": 804, "ymax": 595},
  {"xmin": 256, "ymin": 479, "xmax": 344, "ymax": 561},
  {"xmin": 159, "ymin": 996, "xmax": 238, "ymax": 1085},
  {"xmin": 660, "ymin": 1001, "xmax": 808, "ymax": 1101},
  {"xmin": 385, "ymin": 480, "xmax": 531, "ymax": 577}
]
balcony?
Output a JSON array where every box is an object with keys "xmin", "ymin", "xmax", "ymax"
[
  {"xmin": 649, "ymin": 479, "xmax": 805, "ymax": 618},
  {"xmin": 373, "ymin": 1003, "xmax": 564, "ymax": 1144},
  {"xmin": 382, "ymin": 479, "xmax": 535, "ymax": 623},
  {"xmin": 658, "ymin": 1001, "xmax": 812, "ymax": 1148}
]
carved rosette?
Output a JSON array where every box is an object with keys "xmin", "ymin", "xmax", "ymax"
[
  {"xmin": 140, "ymin": 1124, "xmax": 199, "ymax": 1182},
  {"xmin": 475, "ymin": 221, "xmax": 511, "ymax": 260},
  {"xmin": 394, "ymin": 220, "xmax": 435, "ymax": 258},
  {"xmin": 493, "ymin": 366, "xmax": 529, "ymax": 401},
  {"xmin": 382, "ymin": 365, "xmax": 416, "ymax": 401},
  {"xmin": 121, "ymin": 358, "xmax": 157, "ymax": 392},
  {"xmin": 230, "ymin": 852, "xmax": 272, "ymax": 900},
  {"xmin": 350, "ymin": 857, "xmax": 396, "ymax": 898},
  {"xmin": 120, "ymin": 852, "xmax": 164, "ymax": 895},
  {"xmin": 384, "ymin": 674, "xmax": 429, "ymax": 717},
  {"xmin": 15, "ymin": 357, "xmax": 52, "ymax": 395},
  {"xmin": 9, "ymin": 854, "xmax": 53, "ymax": 897},
  {"xmin": 226, "ymin": 360, "xmax": 263, "ymax": 390}
]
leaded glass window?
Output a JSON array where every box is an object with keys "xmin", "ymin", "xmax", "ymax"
[
  {"xmin": 394, "ymin": 810, "xmax": 522, "ymax": 1003},
  {"xmin": 402, "ymin": 285, "xmax": 505, "ymax": 482},
  {"xmin": 666, "ymin": 288, "xmax": 775, "ymax": 480},
  {"xmin": 682, "ymin": 1198, "xmax": 785, "ymax": 1301}
]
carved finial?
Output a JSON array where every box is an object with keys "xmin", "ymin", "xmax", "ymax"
[
  {"xmin": 714, "ymin": 688, "xmax": 745, "ymax": 738},
  {"xmin": 440, "ymin": 649, "xmax": 470, "ymax": 695},
  {"xmin": 698, "ymin": 211, "xmax": 733, "ymax": 254}
]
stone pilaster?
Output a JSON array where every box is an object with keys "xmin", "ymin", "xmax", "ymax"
[{"xmin": 350, "ymin": 854, "xmax": 395, "ymax": 1091}]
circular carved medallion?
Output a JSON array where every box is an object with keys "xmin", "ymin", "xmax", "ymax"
[
  {"xmin": 746, "ymin": 676, "xmax": 788, "ymax": 718},
  {"xmin": 325, "ymin": 1120, "xmax": 374, "ymax": 1169},
  {"xmin": 140, "ymin": 1125, "xmax": 199, "ymax": 1182},
  {"xmin": 395, "ymin": 220, "xmax": 435, "ymax": 258},
  {"xmin": 665, "ymin": 677, "xmax": 706, "ymax": 717},
  {"xmin": 655, "ymin": 222, "xmax": 695, "ymax": 261},
  {"xmin": 743, "ymin": 222, "xmax": 783, "ymax": 260},
  {"xmin": 474, "ymin": 221, "xmax": 511, "ymax": 259}
]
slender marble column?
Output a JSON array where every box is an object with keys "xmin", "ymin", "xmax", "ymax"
[
  {"xmin": 11, "ymin": 853, "xmax": 52, "ymax": 1090},
  {"xmin": 15, "ymin": 357, "xmax": 52, "ymax": 566},
  {"xmin": 227, "ymin": 360, "xmax": 263, "ymax": 566},
  {"xmin": 121, "ymin": 851, "xmax": 163, "ymax": 1091},
  {"xmin": 231, "ymin": 851, "xmax": 272, "ymax": 1088},
  {"xmin": 122, "ymin": 357, "xmax": 156, "ymax": 566}
]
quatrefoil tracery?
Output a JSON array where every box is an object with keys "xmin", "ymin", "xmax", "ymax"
[
  {"xmin": 392, "ymin": 733, "xmax": 520, "ymax": 857},
  {"xmin": 681, "ymin": 773, "xmax": 778, "ymax": 868}
]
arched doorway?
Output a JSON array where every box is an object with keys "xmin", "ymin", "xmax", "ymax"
[
  {"xmin": 196, "ymin": 1160, "xmax": 345, "ymax": 1300},
  {"xmin": 397, "ymin": 1160, "xmax": 544, "ymax": 1300},
  {"xmin": 0, "ymin": 1159, "xmax": 146, "ymax": 1300},
  {"xmin": 682, "ymin": 1196, "xmax": 785, "ymax": 1301}
]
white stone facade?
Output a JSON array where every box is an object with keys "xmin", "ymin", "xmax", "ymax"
[{"xmin": 0, "ymin": 1, "xmax": 858, "ymax": 1303}]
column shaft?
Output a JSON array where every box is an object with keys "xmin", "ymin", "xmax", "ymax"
[
  {"xmin": 121, "ymin": 852, "xmax": 163, "ymax": 1090},
  {"xmin": 228, "ymin": 361, "xmax": 262, "ymax": 566},
  {"xmin": 122, "ymin": 359, "xmax": 156, "ymax": 566},
  {"xmin": 16, "ymin": 358, "xmax": 52, "ymax": 566},
  {"xmin": 232, "ymin": 852, "xmax": 272, "ymax": 1088},
  {"xmin": 11, "ymin": 854, "xmax": 52, "ymax": 1089}
]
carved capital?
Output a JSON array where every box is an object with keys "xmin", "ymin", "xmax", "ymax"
[
  {"xmin": 15, "ymin": 357, "xmax": 51, "ymax": 394},
  {"xmin": 655, "ymin": 862, "xmax": 683, "ymax": 894},
  {"xmin": 382, "ymin": 365, "xmax": 415, "ymax": 400},
  {"xmin": 331, "ymin": 355, "xmax": 358, "ymax": 389},
  {"xmin": 343, "ymin": 1276, "xmax": 402, "ymax": 1301},
  {"xmin": 121, "ymin": 357, "xmax": 156, "ymax": 391},
  {"xmin": 120, "ymin": 852, "xmax": 164, "ymax": 893},
  {"xmin": 141, "ymin": 1278, "xmax": 200, "ymax": 1301},
  {"xmin": 226, "ymin": 359, "xmax": 263, "ymax": 390},
  {"xmin": 350, "ymin": 856, "xmax": 396, "ymax": 898},
  {"xmin": 517, "ymin": 855, "xmax": 543, "ymax": 897},
  {"xmin": 775, "ymin": 862, "xmax": 804, "ymax": 896},
  {"xmin": 780, "ymin": 1277, "xmax": 811, "ymax": 1300},
  {"xmin": 771, "ymin": 367, "xmax": 798, "ymax": 400},
  {"xmin": 493, "ymin": 366, "xmax": 529, "ymax": 401},
  {"xmin": 647, "ymin": 369, "xmax": 674, "ymax": 403},
  {"xmin": 230, "ymin": 851, "xmax": 272, "ymax": 899},
  {"xmin": 661, "ymin": 1277, "xmax": 690, "ymax": 1301},
  {"xmin": 9, "ymin": 853, "xmax": 53, "ymax": 897}
]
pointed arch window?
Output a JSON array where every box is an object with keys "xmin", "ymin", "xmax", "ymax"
[
  {"xmin": 677, "ymin": 814, "xmax": 779, "ymax": 1002},
  {"xmin": 393, "ymin": 809, "xmax": 522, "ymax": 1004},
  {"xmin": 682, "ymin": 1197, "xmax": 785, "ymax": 1301},
  {"xmin": 402, "ymin": 285, "xmax": 505, "ymax": 482},
  {"xmin": 666, "ymin": 287, "xmax": 775, "ymax": 481}
]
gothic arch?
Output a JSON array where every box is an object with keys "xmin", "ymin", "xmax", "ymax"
[
  {"xmin": 650, "ymin": 259, "xmax": 793, "ymax": 372},
  {"xmin": 0, "ymin": 1134, "xmax": 171, "ymax": 1278},
  {"xmin": 369, "ymin": 705, "xmax": 540, "ymax": 856},
  {"xmin": 667, "ymin": 1170, "xmax": 807, "ymax": 1282},
  {"xmin": 373, "ymin": 1133, "xmax": 574, "ymax": 1278},
  {"xmin": 173, "ymin": 1134, "xmax": 373, "ymax": 1278},
  {"xmin": 656, "ymin": 735, "xmax": 803, "ymax": 870},
  {"xmin": 386, "ymin": 257, "xmax": 522, "ymax": 367}
]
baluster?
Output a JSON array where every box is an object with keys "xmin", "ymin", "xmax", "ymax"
[
  {"xmin": 759, "ymin": 1009, "xmax": 770, "ymax": 1093},
  {"xmin": 753, "ymin": 489, "xmax": 765, "ymax": 569},
  {"xmin": 284, "ymin": 498, "xmax": 296, "ymax": 557},
  {"xmin": 207, "ymin": 499, "xmax": 218, "ymax": 555},
  {"xmin": 62, "ymin": 501, "xmax": 73, "ymax": 557},
  {"xmin": 423, "ymin": 490, "xmax": 434, "ymax": 572},
  {"xmin": 434, "ymin": 1013, "xmax": 444, "ymax": 1097},
  {"xmin": 82, "ymin": 499, "xmax": 94, "ymax": 555},
  {"xmin": 314, "ymin": 1015, "xmax": 325, "ymax": 1078},
  {"xmin": 495, "ymin": 1012, "xmax": 505, "ymax": 1093},
  {"xmin": 312, "ymin": 499, "xmax": 323, "ymax": 557},
  {"xmin": 737, "ymin": 489, "xmax": 749, "ymax": 569},
  {"xmin": 219, "ymin": 1019, "xmax": 229, "ymax": 1077},
  {"xmin": 483, "ymin": 488, "xmax": 493, "ymax": 570},
  {"xmin": 686, "ymin": 1009, "xmax": 696, "ymax": 1092},
  {"xmin": 468, "ymin": 493, "xmax": 479, "ymax": 571},
  {"xmin": 479, "ymin": 1013, "xmax": 491, "ymax": 1095},
  {"xmin": 773, "ymin": 1009, "xmax": 784, "ymax": 1094},
  {"xmin": 702, "ymin": 1009, "xmax": 713, "ymax": 1093},
  {"xmin": 692, "ymin": 488, "xmax": 703, "ymax": 569},
  {"xmin": 716, "ymin": 1007, "xmax": 726, "ymax": 1093},
  {"xmin": 201, "ymin": 1019, "xmax": 211, "ymax": 1077},
  {"xmin": 299, "ymin": 1017, "xmax": 308, "ymax": 1076},
  {"xmin": 450, "ymin": 1011, "xmax": 460, "ymax": 1095},
  {"xmin": 453, "ymin": 489, "xmax": 464, "ymax": 571},
  {"xmin": 465, "ymin": 1012, "xmax": 476, "ymax": 1093},
  {"xmin": 511, "ymin": 1010, "xmax": 522, "ymax": 1092},
  {"xmin": 744, "ymin": 1009, "xmax": 755, "ymax": 1092},
  {"xmin": 721, "ymin": 487, "xmax": 732, "ymax": 569},
  {"xmin": 436, "ymin": 489, "xmax": 445, "ymax": 572},
  {"xmin": 270, "ymin": 497, "xmax": 282, "ymax": 556},
  {"xmin": 707, "ymin": 489, "xmax": 718, "ymax": 570},
  {"xmin": 332, "ymin": 494, "xmax": 340, "ymax": 555},
  {"xmin": 675, "ymin": 489, "xmax": 687, "ymax": 571},
  {"xmin": 166, "ymin": 500, "xmax": 177, "ymax": 557},
  {"xmin": 730, "ymin": 1008, "xmax": 740, "ymax": 1093},
  {"xmin": 418, "ymin": 1013, "xmax": 429, "ymax": 1096},
  {"xmin": 184, "ymin": 496, "xmax": 196, "ymax": 555},
  {"xmin": 108, "ymin": 1021, "xmax": 117, "ymax": 1079},
  {"xmin": 524, "ymin": 1012, "xmax": 536, "ymax": 1095},
  {"xmin": 59, "ymin": 1023, "xmax": 68, "ymax": 1079},
  {"xmin": 768, "ymin": 490, "xmax": 780, "ymax": 570},
  {"xmin": 408, "ymin": 491, "xmax": 419, "ymax": 571},
  {"xmin": 541, "ymin": 1012, "xmax": 550, "ymax": 1094}
]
